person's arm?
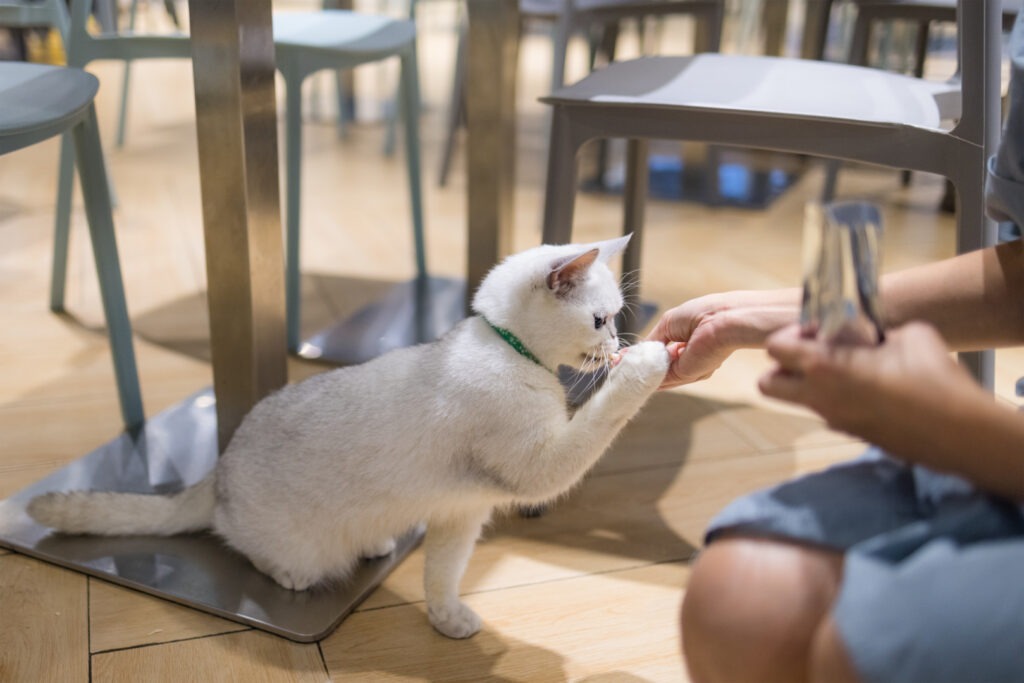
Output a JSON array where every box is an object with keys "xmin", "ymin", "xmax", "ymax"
[
  {"xmin": 647, "ymin": 240, "xmax": 1024, "ymax": 388},
  {"xmin": 760, "ymin": 322, "xmax": 1024, "ymax": 501},
  {"xmin": 880, "ymin": 239, "xmax": 1024, "ymax": 351},
  {"xmin": 646, "ymin": 288, "xmax": 800, "ymax": 388}
]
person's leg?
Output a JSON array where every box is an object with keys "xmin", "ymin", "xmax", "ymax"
[
  {"xmin": 681, "ymin": 535, "xmax": 847, "ymax": 683},
  {"xmin": 809, "ymin": 614, "xmax": 862, "ymax": 683}
]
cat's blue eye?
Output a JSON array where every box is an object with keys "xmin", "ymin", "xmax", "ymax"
[{"xmin": 594, "ymin": 315, "xmax": 605, "ymax": 330}]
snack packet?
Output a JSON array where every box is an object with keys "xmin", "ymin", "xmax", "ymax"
[{"xmin": 800, "ymin": 200, "xmax": 885, "ymax": 346}]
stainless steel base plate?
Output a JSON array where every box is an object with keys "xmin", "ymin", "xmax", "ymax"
[{"xmin": 0, "ymin": 388, "xmax": 422, "ymax": 643}]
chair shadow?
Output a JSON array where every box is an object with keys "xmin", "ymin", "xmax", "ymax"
[{"xmin": 129, "ymin": 272, "xmax": 405, "ymax": 366}]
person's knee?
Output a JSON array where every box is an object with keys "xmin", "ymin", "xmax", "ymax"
[
  {"xmin": 809, "ymin": 614, "xmax": 863, "ymax": 683},
  {"xmin": 681, "ymin": 536, "xmax": 843, "ymax": 683}
]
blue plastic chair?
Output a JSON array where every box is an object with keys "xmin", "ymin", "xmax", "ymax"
[
  {"xmin": 43, "ymin": 0, "xmax": 426, "ymax": 355},
  {"xmin": 0, "ymin": 62, "xmax": 143, "ymax": 429},
  {"xmin": 273, "ymin": 10, "xmax": 426, "ymax": 352},
  {"xmin": 47, "ymin": 0, "xmax": 191, "ymax": 315}
]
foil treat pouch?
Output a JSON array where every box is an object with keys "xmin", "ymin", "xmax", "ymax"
[{"xmin": 800, "ymin": 201, "xmax": 885, "ymax": 346}]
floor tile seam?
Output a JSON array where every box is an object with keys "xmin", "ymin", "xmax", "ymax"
[
  {"xmin": 355, "ymin": 556, "xmax": 697, "ymax": 616},
  {"xmin": 587, "ymin": 439, "xmax": 852, "ymax": 481},
  {"xmin": 87, "ymin": 578, "xmax": 93, "ymax": 683},
  {"xmin": 748, "ymin": 438, "xmax": 869, "ymax": 459},
  {"xmin": 0, "ymin": 392, "xmax": 124, "ymax": 413},
  {"xmin": 87, "ymin": 626, "xmax": 253, "ymax": 657},
  {"xmin": 586, "ymin": 449, "xmax": 768, "ymax": 480},
  {"xmin": 316, "ymin": 640, "xmax": 331, "ymax": 679}
]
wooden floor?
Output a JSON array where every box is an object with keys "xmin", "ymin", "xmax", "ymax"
[{"xmin": 2, "ymin": 4, "xmax": 1022, "ymax": 681}]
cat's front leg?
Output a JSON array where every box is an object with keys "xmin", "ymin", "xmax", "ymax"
[
  {"xmin": 598, "ymin": 340, "xmax": 670, "ymax": 416},
  {"xmin": 423, "ymin": 510, "xmax": 490, "ymax": 639}
]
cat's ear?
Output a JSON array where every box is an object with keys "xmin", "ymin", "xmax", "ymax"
[
  {"xmin": 593, "ymin": 233, "xmax": 632, "ymax": 264},
  {"xmin": 547, "ymin": 248, "xmax": 599, "ymax": 295}
]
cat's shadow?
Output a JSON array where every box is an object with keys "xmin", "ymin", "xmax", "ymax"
[
  {"xmin": 483, "ymin": 388, "xmax": 822, "ymax": 576},
  {"xmin": 326, "ymin": 586, "xmax": 573, "ymax": 681}
]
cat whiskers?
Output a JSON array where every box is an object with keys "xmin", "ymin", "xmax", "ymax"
[
  {"xmin": 565, "ymin": 348, "xmax": 612, "ymax": 399},
  {"xmin": 616, "ymin": 269, "xmax": 643, "ymax": 332}
]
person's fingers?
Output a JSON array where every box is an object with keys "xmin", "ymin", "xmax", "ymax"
[
  {"xmin": 757, "ymin": 367, "xmax": 805, "ymax": 403},
  {"xmin": 645, "ymin": 313, "xmax": 676, "ymax": 344},
  {"xmin": 765, "ymin": 325, "xmax": 817, "ymax": 373}
]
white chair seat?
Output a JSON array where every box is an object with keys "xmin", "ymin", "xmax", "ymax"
[
  {"xmin": 519, "ymin": 0, "xmax": 679, "ymax": 19},
  {"xmin": 272, "ymin": 11, "xmax": 415, "ymax": 59},
  {"xmin": 545, "ymin": 54, "xmax": 957, "ymax": 131}
]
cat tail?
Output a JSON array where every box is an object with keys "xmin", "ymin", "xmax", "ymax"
[{"xmin": 25, "ymin": 474, "xmax": 216, "ymax": 536}]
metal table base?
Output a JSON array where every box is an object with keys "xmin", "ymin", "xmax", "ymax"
[
  {"xmin": 297, "ymin": 275, "xmax": 467, "ymax": 365},
  {"xmin": 0, "ymin": 388, "xmax": 423, "ymax": 643}
]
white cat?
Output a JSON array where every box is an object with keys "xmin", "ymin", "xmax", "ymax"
[{"xmin": 27, "ymin": 235, "xmax": 669, "ymax": 639}]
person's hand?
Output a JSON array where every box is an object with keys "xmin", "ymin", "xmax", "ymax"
[
  {"xmin": 646, "ymin": 290, "xmax": 800, "ymax": 389},
  {"xmin": 758, "ymin": 321, "xmax": 982, "ymax": 444}
]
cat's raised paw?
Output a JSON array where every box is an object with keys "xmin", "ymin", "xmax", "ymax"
[
  {"xmin": 616, "ymin": 341, "xmax": 670, "ymax": 376},
  {"xmin": 428, "ymin": 601, "xmax": 482, "ymax": 639}
]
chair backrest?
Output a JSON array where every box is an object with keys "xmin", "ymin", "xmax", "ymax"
[
  {"xmin": 64, "ymin": 0, "xmax": 191, "ymax": 68},
  {"xmin": 0, "ymin": 0, "xmax": 70, "ymax": 44},
  {"xmin": 956, "ymin": 0, "xmax": 1002, "ymax": 153}
]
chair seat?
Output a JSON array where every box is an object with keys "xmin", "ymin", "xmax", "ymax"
[
  {"xmin": 543, "ymin": 54, "xmax": 957, "ymax": 131},
  {"xmin": 0, "ymin": 62, "xmax": 98, "ymax": 154},
  {"xmin": 272, "ymin": 10, "xmax": 415, "ymax": 59},
  {"xmin": 520, "ymin": 0, "xmax": 714, "ymax": 20}
]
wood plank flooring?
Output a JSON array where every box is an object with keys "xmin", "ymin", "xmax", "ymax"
[{"xmin": 2, "ymin": 2, "xmax": 1022, "ymax": 681}]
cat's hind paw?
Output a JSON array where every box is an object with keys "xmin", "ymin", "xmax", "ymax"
[
  {"xmin": 362, "ymin": 537, "xmax": 396, "ymax": 559},
  {"xmin": 428, "ymin": 601, "xmax": 482, "ymax": 639}
]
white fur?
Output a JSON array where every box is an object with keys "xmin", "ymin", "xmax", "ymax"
[{"xmin": 26, "ymin": 237, "xmax": 668, "ymax": 639}]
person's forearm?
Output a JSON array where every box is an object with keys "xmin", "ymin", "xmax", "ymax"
[
  {"xmin": 880, "ymin": 241, "xmax": 1024, "ymax": 351},
  {"xmin": 706, "ymin": 288, "xmax": 801, "ymax": 348},
  {"xmin": 870, "ymin": 382, "xmax": 1024, "ymax": 501}
]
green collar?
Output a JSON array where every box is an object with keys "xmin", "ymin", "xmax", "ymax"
[{"xmin": 482, "ymin": 317, "xmax": 553, "ymax": 374}]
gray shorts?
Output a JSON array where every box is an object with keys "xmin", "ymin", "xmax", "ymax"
[{"xmin": 705, "ymin": 448, "xmax": 1024, "ymax": 683}]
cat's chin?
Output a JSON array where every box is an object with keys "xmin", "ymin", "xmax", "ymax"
[{"xmin": 566, "ymin": 352, "xmax": 611, "ymax": 374}]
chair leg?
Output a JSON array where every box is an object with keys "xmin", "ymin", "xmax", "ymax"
[
  {"xmin": 400, "ymin": 47, "xmax": 427, "ymax": 279},
  {"xmin": 383, "ymin": 92, "xmax": 399, "ymax": 158},
  {"xmin": 116, "ymin": 62, "xmax": 133, "ymax": 149},
  {"xmin": 438, "ymin": 13, "xmax": 468, "ymax": 188},
  {"xmin": 284, "ymin": 73, "xmax": 304, "ymax": 353},
  {"xmin": 821, "ymin": 158, "xmax": 841, "ymax": 202},
  {"xmin": 620, "ymin": 138, "xmax": 648, "ymax": 337},
  {"xmin": 72, "ymin": 104, "xmax": 144, "ymax": 430},
  {"xmin": 550, "ymin": 9, "xmax": 572, "ymax": 93},
  {"xmin": 51, "ymin": 132, "xmax": 76, "ymax": 312},
  {"xmin": 116, "ymin": 0, "xmax": 142, "ymax": 149},
  {"xmin": 541, "ymin": 106, "xmax": 587, "ymax": 244},
  {"xmin": 952, "ymin": 171, "xmax": 995, "ymax": 389}
]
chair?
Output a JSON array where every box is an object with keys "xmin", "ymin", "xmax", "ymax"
[
  {"xmin": 437, "ymin": 0, "xmax": 725, "ymax": 186},
  {"xmin": 30, "ymin": 0, "xmax": 192, "ymax": 315},
  {"xmin": 272, "ymin": 11, "xmax": 425, "ymax": 352},
  {"xmin": 40, "ymin": 0, "xmax": 427, "ymax": 355},
  {"xmin": 0, "ymin": 61, "xmax": 143, "ymax": 429},
  {"xmin": 539, "ymin": 0, "xmax": 1001, "ymax": 384},
  {"xmin": 821, "ymin": 0, "xmax": 1021, "ymax": 200}
]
